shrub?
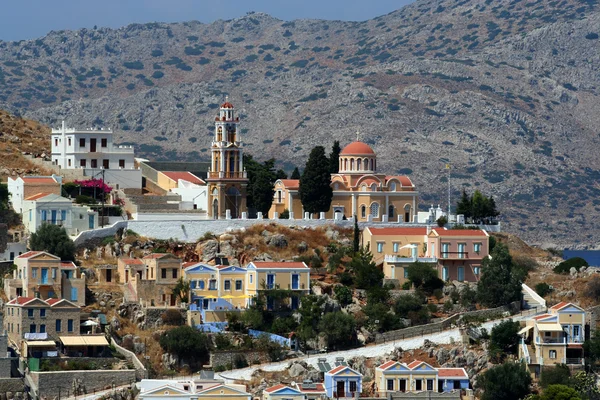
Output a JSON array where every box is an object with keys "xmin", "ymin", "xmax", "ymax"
[
  {"xmin": 584, "ymin": 276, "xmax": 600, "ymax": 298},
  {"xmin": 436, "ymin": 216, "xmax": 448, "ymax": 227},
  {"xmin": 159, "ymin": 326, "xmax": 210, "ymax": 361},
  {"xmin": 553, "ymin": 257, "xmax": 588, "ymax": 274},
  {"xmin": 75, "ymin": 194, "xmax": 96, "ymax": 204},
  {"xmin": 123, "ymin": 61, "xmax": 144, "ymax": 70},
  {"xmin": 489, "ymin": 320, "xmax": 520, "ymax": 362},
  {"xmin": 233, "ymin": 354, "xmax": 249, "ymax": 368},
  {"xmin": 279, "ymin": 209, "xmax": 289, "ymax": 219},
  {"xmin": 433, "ymin": 288, "xmax": 444, "ymax": 301},
  {"xmin": 334, "ymin": 286, "xmax": 353, "ymax": 306},
  {"xmin": 443, "ymin": 300, "xmax": 454, "ymax": 313},
  {"xmin": 535, "ymin": 282, "xmax": 552, "ymax": 297},
  {"xmin": 540, "ymin": 364, "xmax": 571, "ymax": 389},
  {"xmin": 214, "ymin": 334, "xmax": 232, "ymax": 350},
  {"xmin": 161, "ymin": 309, "xmax": 184, "ymax": 326}
]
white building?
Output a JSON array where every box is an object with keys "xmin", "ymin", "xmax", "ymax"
[
  {"xmin": 50, "ymin": 121, "xmax": 142, "ymax": 189},
  {"xmin": 22, "ymin": 193, "xmax": 98, "ymax": 236},
  {"xmin": 166, "ymin": 172, "xmax": 208, "ymax": 212},
  {"xmin": 7, "ymin": 175, "xmax": 62, "ymax": 214}
]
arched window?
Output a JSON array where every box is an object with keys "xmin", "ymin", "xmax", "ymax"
[
  {"xmin": 277, "ymin": 190, "xmax": 282, "ymax": 203},
  {"xmin": 388, "ymin": 205, "xmax": 394, "ymax": 218},
  {"xmin": 357, "ymin": 159, "xmax": 362, "ymax": 171},
  {"xmin": 350, "ymin": 158, "xmax": 354, "ymax": 171},
  {"xmin": 404, "ymin": 204, "xmax": 411, "ymax": 223},
  {"xmin": 361, "ymin": 205, "xmax": 366, "ymax": 218},
  {"xmin": 364, "ymin": 158, "xmax": 369, "ymax": 170},
  {"xmin": 370, "ymin": 159, "xmax": 374, "ymax": 171},
  {"xmin": 370, "ymin": 202, "xmax": 380, "ymax": 218},
  {"xmin": 361, "ymin": 185, "xmax": 367, "ymax": 192},
  {"xmin": 334, "ymin": 183, "xmax": 339, "ymax": 190},
  {"xmin": 390, "ymin": 182, "xmax": 396, "ymax": 192},
  {"xmin": 371, "ymin": 183, "xmax": 377, "ymax": 192}
]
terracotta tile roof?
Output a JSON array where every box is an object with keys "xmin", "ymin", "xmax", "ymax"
[
  {"xmin": 279, "ymin": 179, "xmax": 299, "ymax": 189},
  {"xmin": 120, "ymin": 258, "xmax": 144, "ymax": 265},
  {"xmin": 533, "ymin": 314, "xmax": 552, "ymax": 320},
  {"xmin": 356, "ymin": 178, "xmax": 380, "ymax": 187},
  {"xmin": 142, "ymin": 253, "xmax": 169, "ymax": 259},
  {"xmin": 60, "ymin": 262, "xmax": 77, "ymax": 269},
  {"xmin": 264, "ymin": 384, "xmax": 288, "ymax": 393},
  {"xmin": 251, "ymin": 262, "xmax": 309, "ymax": 269},
  {"xmin": 340, "ymin": 141, "xmax": 375, "ymax": 155},
  {"xmin": 162, "ymin": 171, "xmax": 205, "ymax": 185},
  {"xmin": 16, "ymin": 251, "xmax": 44, "ymax": 259},
  {"xmin": 24, "ymin": 192, "xmax": 53, "ymax": 201},
  {"xmin": 407, "ymin": 360, "xmax": 425, "ymax": 369},
  {"xmin": 183, "ymin": 261, "xmax": 199, "ymax": 268},
  {"xmin": 328, "ymin": 365, "xmax": 348, "ymax": 375},
  {"xmin": 386, "ymin": 176, "xmax": 414, "ymax": 187},
  {"xmin": 431, "ymin": 229, "xmax": 487, "ymax": 237},
  {"xmin": 22, "ymin": 177, "xmax": 58, "ymax": 184},
  {"xmin": 550, "ymin": 301, "xmax": 570, "ymax": 310},
  {"xmin": 46, "ymin": 298, "xmax": 61, "ymax": 305},
  {"xmin": 297, "ymin": 383, "xmax": 325, "ymax": 392},
  {"xmin": 378, "ymin": 360, "xmax": 398, "ymax": 370},
  {"xmin": 8, "ymin": 297, "xmax": 36, "ymax": 305},
  {"xmin": 438, "ymin": 368, "xmax": 468, "ymax": 378},
  {"xmin": 367, "ymin": 227, "xmax": 428, "ymax": 236},
  {"xmin": 221, "ymin": 101, "xmax": 234, "ymax": 109}
]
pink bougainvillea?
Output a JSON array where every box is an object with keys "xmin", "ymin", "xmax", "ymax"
[{"xmin": 74, "ymin": 178, "xmax": 113, "ymax": 194}]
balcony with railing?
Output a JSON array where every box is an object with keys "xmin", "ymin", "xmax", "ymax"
[
  {"xmin": 440, "ymin": 252, "xmax": 468, "ymax": 259},
  {"xmin": 207, "ymin": 171, "xmax": 248, "ymax": 179},
  {"xmin": 384, "ymin": 255, "xmax": 438, "ymax": 263},
  {"xmin": 565, "ymin": 358, "xmax": 584, "ymax": 365}
]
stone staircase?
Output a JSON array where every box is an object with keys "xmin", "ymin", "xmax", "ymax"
[
  {"xmin": 522, "ymin": 283, "xmax": 546, "ymax": 310},
  {"xmin": 122, "ymin": 282, "xmax": 138, "ymax": 302}
]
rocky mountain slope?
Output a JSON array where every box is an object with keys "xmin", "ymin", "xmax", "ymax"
[{"xmin": 0, "ymin": 0, "xmax": 599, "ymax": 247}]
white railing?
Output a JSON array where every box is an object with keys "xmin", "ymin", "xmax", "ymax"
[
  {"xmin": 384, "ymin": 255, "xmax": 438, "ymax": 263},
  {"xmin": 522, "ymin": 283, "xmax": 547, "ymax": 307},
  {"xmin": 521, "ymin": 339, "xmax": 530, "ymax": 363}
]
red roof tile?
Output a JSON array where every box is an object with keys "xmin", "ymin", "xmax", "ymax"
[
  {"xmin": 142, "ymin": 254, "xmax": 169, "ymax": 259},
  {"xmin": 264, "ymin": 384, "xmax": 288, "ymax": 393},
  {"xmin": 162, "ymin": 171, "xmax": 205, "ymax": 186},
  {"xmin": 46, "ymin": 298, "xmax": 61, "ymax": 305},
  {"xmin": 340, "ymin": 141, "xmax": 375, "ymax": 155},
  {"xmin": 183, "ymin": 261, "xmax": 199, "ymax": 268},
  {"xmin": 16, "ymin": 251, "xmax": 44, "ymax": 259},
  {"xmin": 378, "ymin": 360, "xmax": 397, "ymax": 370},
  {"xmin": 8, "ymin": 297, "xmax": 36, "ymax": 305},
  {"xmin": 251, "ymin": 262, "xmax": 309, "ymax": 269},
  {"xmin": 221, "ymin": 101, "xmax": 234, "ymax": 109},
  {"xmin": 431, "ymin": 229, "xmax": 487, "ymax": 237},
  {"xmin": 367, "ymin": 227, "xmax": 428, "ymax": 236},
  {"xmin": 386, "ymin": 176, "xmax": 414, "ymax": 187},
  {"xmin": 550, "ymin": 301, "xmax": 569, "ymax": 310},
  {"xmin": 533, "ymin": 314, "xmax": 552, "ymax": 321},
  {"xmin": 22, "ymin": 177, "xmax": 58, "ymax": 184},
  {"xmin": 297, "ymin": 383, "xmax": 325, "ymax": 393},
  {"xmin": 407, "ymin": 360, "xmax": 423, "ymax": 369},
  {"xmin": 328, "ymin": 365, "xmax": 347, "ymax": 375},
  {"xmin": 25, "ymin": 192, "xmax": 53, "ymax": 201},
  {"xmin": 279, "ymin": 179, "xmax": 299, "ymax": 189},
  {"xmin": 438, "ymin": 368, "xmax": 468, "ymax": 378},
  {"xmin": 60, "ymin": 262, "xmax": 77, "ymax": 269}
]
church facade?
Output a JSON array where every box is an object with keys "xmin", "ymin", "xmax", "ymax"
[
  {"xmin": 206, "ymin": 100, "xmax": 248, "ymax": 219},
  {"xmin": 269, "ymin": 141, "xmax": 418, "ymax": 222}
]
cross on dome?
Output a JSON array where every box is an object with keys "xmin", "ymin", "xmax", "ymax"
[{"xmin": 356, "ymin": 131, "xmax": 360, "ymax": 141}]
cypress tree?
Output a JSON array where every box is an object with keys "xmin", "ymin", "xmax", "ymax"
[
  {"xmin": 290, "ymin": 167, "xmax": 301, "ymax": 180},
  {"xmin": 353, "ymin": 215, "xmax": 360, "ymax": 253},
  {"xmin": 275, "ymin": 169, "xmax": 287, "ymax": 180},
  {"xmin": 329, "ymin": 140, "xmax": 341, "ymax": 173},
  {"xmin": 299, "ymin": 146, "xmax": 333, "ymax": 214}
]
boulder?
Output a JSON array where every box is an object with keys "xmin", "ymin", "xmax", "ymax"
[
  {"xmin": 269, "ymin": 234, "xmax": 288, "ymax": 248},
  {"xmin": 289, "ymin": 362, "xmax": 306, "ymax": 377},
  {"xmin": 197, "ymin": 239, "xmax": 219, "ymax": 261},
  {"xmin": 570, "ymin": 267, "xmax": 578, "ymax": 277},
  {"xmin": 297, "ymin": 241, "xmax": 308, "ymax": 253}
]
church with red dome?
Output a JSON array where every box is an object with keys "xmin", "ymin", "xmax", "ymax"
[{"xmin": 270, "ymin": 140, "xmax": 418, "ymax": 222}]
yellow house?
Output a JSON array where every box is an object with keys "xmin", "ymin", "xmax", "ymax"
[
  {"xmin": 157, "ymin": 171, "xmax": 205, "ymax": 191},
  {"xmin": 268, "ymin": 179, "xmax": 302, "ymax": 219},
  {"xmin": 374, "ymin": 360, "xmax": 469, "ymax": 395},
  {"xmin": 263, "ymin": 384, "xmax": 306, "ymax": 400},
  {"xmin": 246, "ymin": 262, "xmax": 310, "ymax": 311},
  {"xmin": 519, "ymin": 302, "xmax": 585, "ymax": 368},
  {"xmin": 138, "ymin": 382, "xmax": 251, "ymax": 400}
]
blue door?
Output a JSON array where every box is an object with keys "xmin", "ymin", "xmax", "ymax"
[
  {"xmin": 51, "ymin": 210, "xmax": 57, "ymax": 224},
  {"xmin": 88, "ymin": 214, "xmax": 94, "ymax": 229},
  {"xmin": 71, "ymin": 287, "xmax": 78, "ymax": 302},
  {"xmin": 41, "ymin": 268, "xmax": 48, "ymax": 284},
  {"xmin": 267, "ymin": 274, "xmax": 275, "ymax": 289},
  {"xmin": 291, "ymin": 274, "xmax": 299, "ymax": 290},
  {"xmin": 458, "ymin": 267, "xmax": 465, "ymax": 282}
]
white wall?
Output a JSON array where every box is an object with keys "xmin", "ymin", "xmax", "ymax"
[
  {"xmin": 82, "ymin": 168, "xmax": 142, "ymax": 190},
  {"xmin": 171, "ymin": 186, "xmax": 208, "ymax": 211},
  {"xmin": 0, "ymin": 242, "xmax": 27, "ymax": 262}
]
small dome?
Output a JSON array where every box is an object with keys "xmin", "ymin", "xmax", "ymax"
[
  {"xmin": 340, "ymin": 141, "xmax": 375, "ymax": 155},
  {"xmin": 221, "ymin": 102, "xmax": 234, "ymax": 109}
]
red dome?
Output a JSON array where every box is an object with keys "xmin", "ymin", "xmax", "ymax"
[
  {"xmin": 340, "ymin": 141, "xmax": 375, "ymax": 155},
  {"xmin": 221, "ymin": 102, "xmax": 234, "ymax": 109}
]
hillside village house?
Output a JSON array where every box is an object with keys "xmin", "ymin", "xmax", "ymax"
[
  {"xmin": 375, "ymin": 360, "xmax": 469, "ymax": 395},
  {"xmin": 139, "ymin": 383, "xmax": 251, "ymax": 400},
  {"xmin": 268, "ymin": 140, "xmax": 418, "ymax": 222},
  {"xmin": 4, "ymin": 251, "xmax": 85, "ymax": 305},
  {"xmin": 158, "ymin": 171, "xmax": 208, "ymax": 211},
  {"xmin": 7, "ymin": 175, "xmax": 62, "ymax": 214},
  {"xmin": 290, "ymin": 381, "xmax": 326, "ymax": 400},
  {"xmin": 263, "ymin": 384, "xmax": 306, "ymax": 400},
  {"xmin": 21, "ymin": 192, "xmax": 98, "ymax": 236},
  {"xmin": 425, "ymin": 228, "xmax": 490, "ymax": 282},
  {"xmin": 246, "ymin": 262, "xmax": 310, "ymax": 311},
  {"xmin": 324, "ymin": 365, "xmax": 363, "ymax": 398},
  {"xmin": 50, "ymin": 121, "xmax": 142, "ymax": 189},
  {"xmin": 519, "ymin": 302, "xmax": 585, "ymax": 370},
  {"xmin": 3, "ymin": 297, "xmax": 80, "ymax": 350},
  {"xmin": 118, "ymin": 253, "xmax": 183, "ymax": 306}
]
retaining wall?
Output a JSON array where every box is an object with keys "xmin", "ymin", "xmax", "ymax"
[
  {"xmin": 0, "ymin": 377, "xmax": 26, "ymax": 397},
  {"xmin": 110, "ymin": 337, "xmax": 147, "ymax": 380},
  {"xmin": 209, "ymin": 350, "xmax": 268, "ymax": 369},
  {"xmin": 29, "ymin": 369, "xmax": 136, "ymax": 398}
]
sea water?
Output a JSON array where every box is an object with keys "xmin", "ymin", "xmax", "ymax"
[{"xmin": 563, "ymin": 250, "xmax": 600, "ymax": 267}]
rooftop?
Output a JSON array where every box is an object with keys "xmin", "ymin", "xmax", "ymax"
[
  {"xmin": 162, "ymin": 171, "xmax": 205, "ymax": 186},
  {"xmin": 250, "ymin": 262, "xmax": 309, "ymax": 269},
  {"xmin": 340, "ymin": 141, "xmax": 375, "ymax": 156},
  {"xmin": 367, "ymin": 227, "xmax": 428, "ymax": 236}
]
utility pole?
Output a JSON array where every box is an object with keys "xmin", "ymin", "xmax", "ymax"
[{"xmin": 101, "ymin": 169, "xmax": 106, "ymax": 228}]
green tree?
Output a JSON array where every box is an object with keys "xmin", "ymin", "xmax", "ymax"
[
  {"xmin": 554, "ymin": 257, "xmax": 589, "ymax": 275},
  {"xmin": 172, "ymin": 277, "xmax": 190, "ymax": 303},
  {"xmin": 299, "ymin": 146, "xmax": 333, "ymax": 214},
  {"xmin": 290, "ymin": 167, "xmax": 301, "ymax": 180},
  {"xmin": 570, "ymin": 371, "xmax": 600, "ymax": 399},
  {"xmin": 353, "ymin": 215, "xmax": 360, "ymax": 253},
  {"xmin": 29, "ymin": 224, "xmax": 76, "ymax": 261},
  {"xmin": 540, "ymin": 365, "xmax": 571, "ymax": 389},
  {"xmin": 541, "ymin": 385, "xmax": 581, "ymax": 400},
  {"xmin": 334, "ymin": 286, "xmax": 352, "ymax": 306},
  {"xmin": 478, "ymin": 362, "xmax": 532, "ymax": 400},
  {"xmin": 471, "ymin": 190, "xmax": 487, "ymax": 222},
  {"xmin": 456, "ymin": 189, "xmax": 472, "ymax": 219},
  {"xmin": 243, "ymin": 155, "xmax": 277, "ymax": 215},
  {"xmin": 296, "ymin": 295, "xmax": 325, "ymax": 344},
  {"xmin": 319, "ymin": 311, "xmax": 355, "ymax": 350},
  {"xmin": 363, "ymin": 302, "xmax": 402, "ymax": 332},
  {"xmin": 477, "ymin": 243, "xmax": 522, "ymax": 307},
  {"xmin": 350, "ymin": 246, "xmax": 383, "ymax": 290},
  {"xmin": 158, "ymin": 326, "xmax": 210, "ymax": 362},
  {"xmin": 275, "ymin": 169, "xmax": 288, "ymax": 180},
  {"xmin": 489, "ymin": 320, "xmax": 520, "ymax": 361},
  {"xmin": 535, "ymin": 282, "xmax": 552, "ymax": 297},
  {"xmin": 406, "ymin": 262, "xmax": 444, "ymax": 295},
  {"xmin": 329, "ymin": 140, "xmax": 341, "ymax": 173},
  {"xmin": 584, "ymin": 329, "xmax": 600, "ymax": 369},
  {"xmin": 394, "ymin": 293, "xmax": 426, "ymax": 319},
  {"xmin": 0, "ymin": 183, "xmax": 9, "ymax": 210}
]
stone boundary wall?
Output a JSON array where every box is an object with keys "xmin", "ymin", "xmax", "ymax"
[
  {"xmin": 587, "ymin": 305, "xmax": 600, "ymax": 335},
  {"xmin": 388, "ymin": 391, "xmax": 463, "ymax": 399},
  {"xmin": 29, "ymin": 369, "xmax": 136, "ymax": 398},
  {"xmin": 110, "ymin": 337, "xmax": 147, "ymax": 380},
  {"xmin": 375, "ymin": 301, "xmax": 526, "ymax": 344},
  {"xmin": 0, "ymin": 377, "xmax": 25, "ymax": 395},
  {"xmin": 209, "ymin": 350, "xmax": 268, "ymax": 369}
]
